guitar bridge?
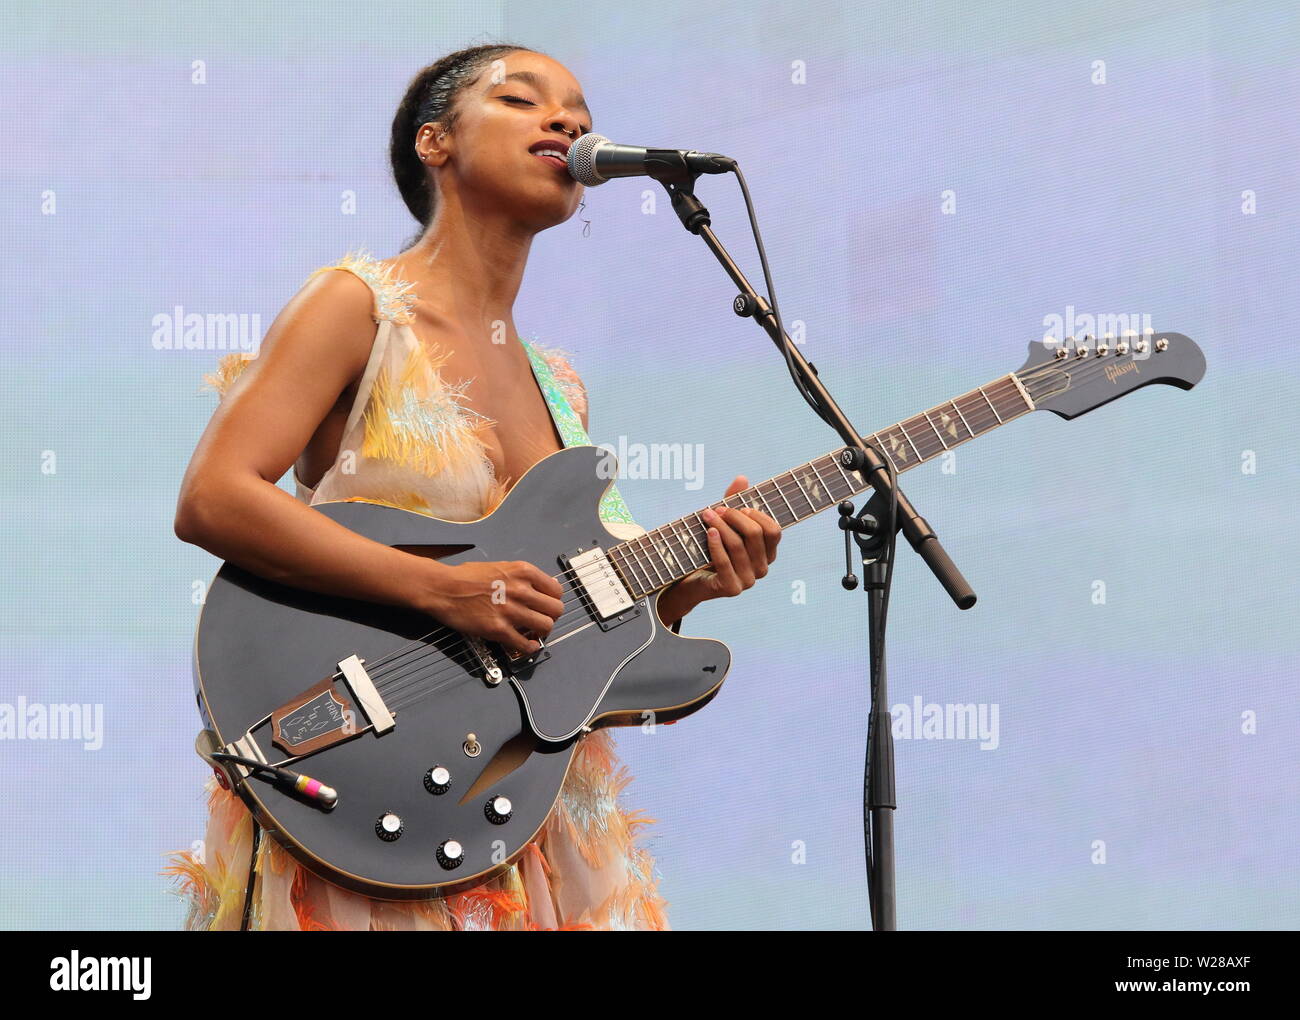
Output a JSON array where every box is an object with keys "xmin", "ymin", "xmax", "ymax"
[{"xmin": 465, "ymin": 636, "xmax": 508, "ymax": 685}]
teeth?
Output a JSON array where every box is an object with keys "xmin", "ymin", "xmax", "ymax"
[{"xmin": 535, "ymin": 149, "xmax": 565, "ymax": 159}]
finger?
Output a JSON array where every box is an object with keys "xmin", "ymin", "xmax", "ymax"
[
  {"xmin": 521, "ymin": 561, "xmax": 564, "ymax": 600},
  {"xmin": 514, "ymin": 584, "xmax": 565, "ymax": 620},
  {"xmin": 493, "ymin": 622, "xmax": 540, "ymax": 655},
  {"xmin": 703, "ymin": 517, "xmax": 741, "ymax": 593},
  {"xmin": 727, "ymin": 508, "xmax": 770, "ymax": 578},
  {"xmin": 742, "ymin": 507, "xmax": 782, "ymax": 563},
  {"xmin": 705, "ymin": 508, "xmax": 753, "ymax": 588},
  {"xmin": 724, "ymin": 474, "xmax": 748, "ymax": 498},
  {"xmin": 725, "ymin": 507, "xmax": 767, "ymax": 580},
  {"xmin": 509, "ymin": 606, "xmax": 559, "ymax": 639}
]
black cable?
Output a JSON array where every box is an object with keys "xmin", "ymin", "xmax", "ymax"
[
  {"xmin": 210, "ymin": 752, "xmax": 300, "ymax": 786},
  {"xmin": 240, "ymin": 817, "xmax": 262, "ymax": 931},
  {"xmin": 729, "ymin": 166, "xmax": 837, "ymax": 429},
  {"xmin": 210, "ymin": 752, "xmax": 338, "ymax": 810}
]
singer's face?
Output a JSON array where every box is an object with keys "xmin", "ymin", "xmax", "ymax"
[{"xmin": 445, "ymin": 52, "xmax": 591, "ymax": 230}]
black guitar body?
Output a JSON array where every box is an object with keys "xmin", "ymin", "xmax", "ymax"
[{"xmin": 194, "ymin": 445, "xmax": 730, "ymax": 899}]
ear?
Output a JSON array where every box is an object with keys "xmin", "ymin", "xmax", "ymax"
[{"xmin": 417, "ymin": 122, "xmax": 451, "ymax": 167}]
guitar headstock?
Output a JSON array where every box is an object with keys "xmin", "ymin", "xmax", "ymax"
[{"xmin": 1016, "ymin": 331, "xmax": 1206, "ymax": 419}]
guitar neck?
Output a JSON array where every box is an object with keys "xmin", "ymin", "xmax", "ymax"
[{"xmin": 608, "ymin": 370, "xmax": 1036, "ymax": 599}]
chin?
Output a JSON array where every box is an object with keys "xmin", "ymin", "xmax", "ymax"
[{"xmin": 511, "ymin": 189, "xmax": 580, "ymax": 233}]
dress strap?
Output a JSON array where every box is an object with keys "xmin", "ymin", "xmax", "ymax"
[
  {"xmin": 306, "ymin": 250, "xmax": 418, "ymax": 436},
  {"xmin": 305, "ymin": 249, "xmax": 417, "ymax": 325},
  {"xmin": 295, "ymin": 251, "xmax": 413, "ymax": 498}
]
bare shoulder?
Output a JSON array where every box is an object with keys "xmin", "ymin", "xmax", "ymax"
[
  {"xmin": 206, "ymin": 265, "xmax": 383, "ymax": 411},
  {"xmin": 258, "ymin": 265, "xmax": 379, "ymax": 377}
]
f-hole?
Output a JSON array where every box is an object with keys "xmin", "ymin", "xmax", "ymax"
[{"xmin": 395, "ymin": 544, "xmax": 477, "ymax": 562}]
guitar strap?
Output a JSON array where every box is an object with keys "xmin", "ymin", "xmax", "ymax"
[
  {"xmin": 521, "ymin": 339, "xmax": 685, "ymax": 635},
  {"xmin": 520, "ymin": 338, "xmax": 637, "ymax": 528}
]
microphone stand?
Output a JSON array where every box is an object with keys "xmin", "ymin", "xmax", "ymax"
[{"xmin": 647, "ymin": 159, "xmax": 976, "ymax": 931}]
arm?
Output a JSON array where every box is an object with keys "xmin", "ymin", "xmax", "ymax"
[
  {"xmin": 176, "ymin": 278, "xmax": 566, "ymax": 656},
  {"xmin": 175, "ymin": 270, "xmax": 448, "ymax": 611}
]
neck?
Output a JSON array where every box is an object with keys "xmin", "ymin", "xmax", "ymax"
[
  {"xmin": 400, "ymin": 186, "xmax": 535, "ymax": 337},
  {"xmin": 607, "ymin": 370, "xmax": 1037, "ymax": 599}
]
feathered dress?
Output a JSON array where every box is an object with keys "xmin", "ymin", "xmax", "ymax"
[{"xmin": 163, "ymin": 251, "xmax": 670, "ymax": 930}]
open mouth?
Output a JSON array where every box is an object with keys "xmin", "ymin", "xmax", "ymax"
[
  {"xmin": 532, "ymin": 151, "xmax": 568, "ymax": 172},
  {"xmin": 528, "ymin": 138, "xmax": 572, "ymax": 176}
]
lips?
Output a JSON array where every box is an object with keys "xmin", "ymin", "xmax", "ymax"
[{"xmin": 528, "ymin": 138, "xmax": 571, "ymax": 174}]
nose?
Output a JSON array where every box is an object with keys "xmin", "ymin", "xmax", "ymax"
[{"xmin": 547, "ymin": 112, "xmax": 581, "ymax": 140}]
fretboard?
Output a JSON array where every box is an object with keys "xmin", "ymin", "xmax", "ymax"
[{"xmin": 607, "ymin": 372, "xmax": 1034, "ymax": 598}]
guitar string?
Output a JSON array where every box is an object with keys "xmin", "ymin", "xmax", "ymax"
[
  {"xmin": 355, "ymin": 354, "xmax": 1159, "ymax": 720},
  {"xmin": 368, "ymin": 420, "xmax": 1014, "ymax": 706},
  {"xmin": 382, "ymin": 453, "xmax": 847, "ymax": 658},
  {"xmin": 366, "ymin": 457, "xmax": 870, "ymax": 704},
  {"xmin": 366, "ymin": 454, "xmax": 873, "ymax": 709},
  {"xmin": 362, "ymin": 401, "xmax": 979, "ymax": 686},
  {"xmin": 350, "ymin": 455, "xmax": 847, "ymax": 701},
  {"xmin": 359, "ymin": 439, "xmax": 896, "ymax": 680},
  {"xmin": 352, "ymin": 353, "xmax": 1135, "ymax": 709},
  {"xmin": 334, "ymin": 352, "xmax": 1158, "ymax": 713},
  {"xmin": 366, "ymin": 377, "xmax": 1062, "ymax": 711}
]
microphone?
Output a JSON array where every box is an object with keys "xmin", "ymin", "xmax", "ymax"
[{"xmin": 567, "ymin": 133, "xmax": 735, "ymax": 186}]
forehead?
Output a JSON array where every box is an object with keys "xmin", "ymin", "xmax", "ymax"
[{"xmin": 480, "ymin": 54, "xmax": 590, "ymax": 117}]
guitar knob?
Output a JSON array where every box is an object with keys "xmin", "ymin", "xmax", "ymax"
[
  {"xmin": 375, "ymin": 812, "xmax": 403, "ymax": 841},
  {"xmin": 436, "ymin": 839, "xmax": 464, "ymax": 869},
  {"xmin": 424, "ymin": 765, "xmax": 452, "ymax": 795},
  {"xmin": 485, "ymin": 795, "xmax": 513, "ymax": 825}
]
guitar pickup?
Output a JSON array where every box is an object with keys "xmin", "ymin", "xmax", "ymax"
[{"xmin": 563, "ymin": 546, "xmax": 639, "ymax": 630}]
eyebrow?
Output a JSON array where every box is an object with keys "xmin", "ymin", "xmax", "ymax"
[{"xmin": 496, "ymin": 70, "xmax": 592, "ymax": 121}]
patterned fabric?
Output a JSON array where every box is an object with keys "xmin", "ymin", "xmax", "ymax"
[
  {"xmin": 166, "ymin": 250, "xmax": 670, "ymax": 930},
  {"xmin": 520, "ymin": 336, "xmax": 637, "ymax": 526}
]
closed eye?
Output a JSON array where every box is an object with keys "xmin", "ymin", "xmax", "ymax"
[{"xmin": 501, "ymin": 95, "xmax": 590, "ymax": 135}]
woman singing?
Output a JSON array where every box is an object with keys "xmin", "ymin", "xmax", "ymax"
[{"xmin": 166, "ymin": 43, "xmax": 780, "ymax": 930}]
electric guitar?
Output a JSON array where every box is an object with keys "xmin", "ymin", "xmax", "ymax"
[{"xmin": 192, "ymin": 331, "xmax": 1205, "ymax": 898}]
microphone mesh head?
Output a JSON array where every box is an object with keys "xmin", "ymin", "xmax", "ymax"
[{"xmin": 567, "ymin": 133, "xmax": 609, "ymax": 187}]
